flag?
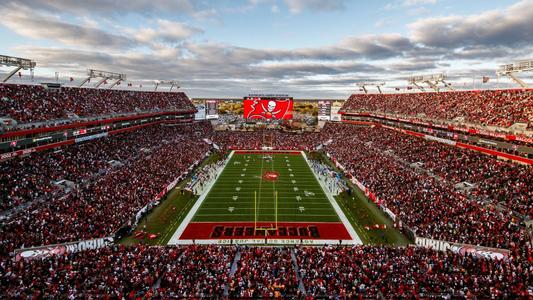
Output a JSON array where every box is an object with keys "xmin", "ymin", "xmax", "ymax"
[{"xmin": 482, "ymin": 76, "xmax": 490, "ymax": 83}]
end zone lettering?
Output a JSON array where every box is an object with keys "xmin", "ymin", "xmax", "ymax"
[{"xmin": 211, "ymin": 225, "xmax": 320, "ymax": 238}]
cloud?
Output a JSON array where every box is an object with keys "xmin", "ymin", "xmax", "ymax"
[
  {"xmin": 385, "ymin": 0, "xmax": 437, "ymax": 10},
  {"xmin": 10, "ymin": 0, "xmax": 196, "ymax": 16},
  {"xmin": 135, "ymin": 20, "xmax": 203, "ymax": 44},
  {"xmin": 0, "ymin": 6, "xmax": 136, "ymax": 50},
  {"xmin": 283, "ymin": 0, "xmax": 346, "ymax": 13},
  {"xmin": 403, "ymin": 0, "xmax": 437, "ymax": 5},
  {"xmin": 409, "ymin": 0, "xmax": 533, "ymax": 48},
  {"xmin": 251, "ymin": 60, "xmax": 386, "ymax": 77}
]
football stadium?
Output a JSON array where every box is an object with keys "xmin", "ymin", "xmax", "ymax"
[{"xmin": 0, "ymin": 0, "xmax": 532, "ymax": 298}]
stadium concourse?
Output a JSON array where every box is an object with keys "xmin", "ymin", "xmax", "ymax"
[{"xmin": 0, "ymin": 83, "xmax": 532, "ymax": 298}]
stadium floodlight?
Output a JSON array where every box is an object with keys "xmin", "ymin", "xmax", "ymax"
[
  {"xmin": 408, "ymin": 73, "xmax": 452, "ymax": 92},
  {"xmin": 154, "ymin": 80, "xmax": 180, "ymax": 91},
  {"xmin": 0, "ymin": 55, "xmax": 36, "ymax": 83},
  {"xmin": 356, "ymin": 82, "xmax": 385, "ymax": 94},
  {"xmin": 496, "ymin": 59, "xmax": 533, "ymax": 88},
  {"xmin": 78, "ymin": 69, "xmax": 126, "ymax": 88}
]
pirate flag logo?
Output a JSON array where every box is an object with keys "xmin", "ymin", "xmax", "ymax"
[{"xmin": 244, "ymin": 99, "xmax": 293, "ymax": 119}]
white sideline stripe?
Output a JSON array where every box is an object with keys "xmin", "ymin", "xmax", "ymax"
[
  {"xmin": 300, "ymin": 151, "xmax": 363, "ymax": 245},
  {"xmin": 167, "ymin": 151, "xmax": 236, "ymax": 245}
]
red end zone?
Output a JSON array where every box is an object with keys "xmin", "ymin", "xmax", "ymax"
[{"xmin": 179, "ymin": 222, "xmax": 351, "ymax": 240}]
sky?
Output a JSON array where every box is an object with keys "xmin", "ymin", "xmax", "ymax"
[{"xmin": 0, "ymin": 0, "xmax": 532, "ymax": 98}]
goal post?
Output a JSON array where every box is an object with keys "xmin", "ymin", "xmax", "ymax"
[{"xmin": 254, "ymin": 189, "xmax": 279, "ymax": 232}]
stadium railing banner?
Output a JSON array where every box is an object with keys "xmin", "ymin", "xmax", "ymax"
[
  {"xmin": 14, "ymin": 237, "xmax": 114, "ymax": 261},
  {"xmin": 74, "ymin": 132, "xmax": 108, "ymax": 143},
  {"xmin": 415, "ymin": 237, "xmax": 510, "ymax": 260}
]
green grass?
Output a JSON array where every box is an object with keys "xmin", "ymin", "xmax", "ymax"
[
  {"xmin": 193, "ymin": 152, "xmax": 339, "ymax": 223},
  {"xmin": 120, "ymin": 150, "xmax": 410, "ymax": 246}
]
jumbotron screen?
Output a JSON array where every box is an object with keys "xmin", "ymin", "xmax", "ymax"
[{"xmin": 243, "ymin": 95, "xmax": 293, "ymax": 119}]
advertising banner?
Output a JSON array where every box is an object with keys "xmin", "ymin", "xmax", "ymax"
[
  {"xmin": 318, "ymin": 100, "xmax": 331, "ymax": 121},
  {"xmin": 194, "ymin": 103, "xmax": 206, "ymax": 120},
  {"xmin": 206, "ymin": 100, "xmax": 219, "ymax": 119},
  {"xmin": 330, "ymin": 102, "xmax": 343, "ymax": 122}
]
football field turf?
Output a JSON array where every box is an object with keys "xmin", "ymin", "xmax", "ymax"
[
  {"xmin": 170, "ymin": 150, "xmax": 359, "ymax": 243},
  {"xmin": 194, "ymin": 152, "xmax": 338, "ymax": 222}
]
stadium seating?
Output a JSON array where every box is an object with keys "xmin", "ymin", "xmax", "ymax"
[
  {"xmin": 1, "ymin": 245, "xmax": 530, "ymax": 298},
  {"xmin": 327, "ymin": 125, "xmax": 532, "ymax": 217},
  {"xmin": 294, "ymin": 245, "xmax": 531, "ymax": 298},
  {"xmin": 0, "ymin": 123, "xmax": 211, "ymax": 257},
  {"xmin": 340, "ymin": 89, "xmax": 533, "ymax": 128},
  {"xmin": 1, "ymin": 82, "xmax": 531, "ymax": 298},
  {"xmin": 0, "ymin": 84, "xmax": 195, "ymax": 125},
  {"xmin": 0, "ymin": 125, "xmax": 195, "ymax": 212},
  {"xmin": 321, "ymin": 123, "xmax": 529, "ymax": 253},
  {"xmin": 229, "ymin": 247, "xmax": 300, "ymax": 298},
  {"xmin": 158, "ymin": 245, "xmax": 236, "ymax": 298}
]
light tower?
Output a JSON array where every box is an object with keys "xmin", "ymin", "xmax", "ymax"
[
  {"xmin": 356, "ymin": 82, "xmax": 385, "ymax": 94},
  {"xmin": 0, "ymin": 55, "xmax": 36, "ymax": 83},
  {"xmin": 408, "ymin": 73, "xmax": 453, "ymax": 92},
  {"xmin": 497, "ymin": 59, "xmax": 532, "ymax": 89},
  {"xmin": 78, "ymin": 69, "xmax": 126, "ymax": 89},
  {"xmin": 154, "ymin": 80, "xmax": 180, "ymax": 91}
]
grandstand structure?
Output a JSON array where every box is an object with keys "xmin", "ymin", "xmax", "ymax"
[{"xmin": 0, "ymin": 56, "xmax": 532, "ymax": 298}]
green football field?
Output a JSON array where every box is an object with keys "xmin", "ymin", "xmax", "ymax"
[{"xmin": 192, "ymin": 152, "xmax": 340, "ymax": 223}]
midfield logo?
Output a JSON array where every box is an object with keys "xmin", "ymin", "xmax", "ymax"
[{"xmin": 262, "ymin": 171, "xmax": 280, "ymax": 181}]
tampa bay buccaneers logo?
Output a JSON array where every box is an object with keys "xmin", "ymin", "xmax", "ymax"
[{"xmin": 244, "ymin": 99, "xmax": 293, "ymax": 119}]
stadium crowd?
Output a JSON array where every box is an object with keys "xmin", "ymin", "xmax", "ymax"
[
  {"xmin": 228, "ymin": 247, "xmax": 300, "ymax": 298},
  {"xmin": 210, "ymin": 129, "xmax": 319, "ymax": 151},
  {"xmin": 295, "ymin": 245, "xmax": 531, "ymax": 298},
  {"xmin": 0, "ymin": 84, "xmax": 194, "ymax": 124},
  {"xmin": 0, "ymin": 124, "xmax": 211, "ymax": 257},
  {"xmin": 157, "ymin": 245, "xmax": 236, "ymax": 298},
  {"xmin": 329, "ymin": 125, "xmax": 532, "ymax": 217},
  {"xmin": 340, "ymin": 89, "xmax": 533, "ymax": 128},
  {"xmin": 0, "ymin": 125, "xmax": 195, "ymax": 212},
  {"xmin": 320, "ymin": 123, "xmax": 530, "ymax": 254},
  {"xmin": 1, "ymin": 83, "xmax": 532, "ymax": 298},
  {"xmin": 1, "ymin": 245, "xmax": 530, "ymax": 298}
]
